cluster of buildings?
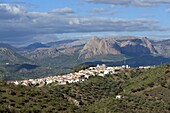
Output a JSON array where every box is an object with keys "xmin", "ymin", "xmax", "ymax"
[
  {"xmin": 11, "ymin": 64, "xmax": 155, "ymax": 87},
  {"xmin": 11, "ymin": 64, "xmax": 130, "ymax": 87}
]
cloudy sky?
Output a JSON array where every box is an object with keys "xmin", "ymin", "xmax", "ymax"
[{"xmin": 0, "ymin": 0, "xmax": 170, "ymax": 46}]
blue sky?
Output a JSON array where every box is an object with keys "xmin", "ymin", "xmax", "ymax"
[{"xmin": 0, "ymin": 0, "xmax": 170, "ymax": 46}]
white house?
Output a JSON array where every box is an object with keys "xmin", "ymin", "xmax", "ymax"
[
  {"xmin": 116, "ymin": 95, "xmax": 122, "ymax": 99},
  {"xmin": 14, "ymin": 81, "xmax": 19, "ymax": 85},
  {"xmin": 98, "ymin": 73, "xmax": 105, "ymax": 77},
  {"xmin": 5, "ymin": 63, "xmax": 9, "ymax": 65},
  {"xmin": 104, "ymin": 70, "xmax": 110, "ymax": 75}
]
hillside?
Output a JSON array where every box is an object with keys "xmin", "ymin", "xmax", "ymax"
[
  {"xmin": 0, "ymin": 43, "xmax": 17, "ymax": 51},
  {"xmin": 0, "ymin": 63, "xmax": 68, "ymax": 81},
  {"xmin": 84, "ymin": 64, "xmax": 170, "ymax": 113},
  {"xmin": 0, "ymin": 48, "xmax": 31, "ymax": 64},
  {"xmin": 19, "ymin": 42, "xmax": 48, "ymax": 52},
  {"xmin": 24, "ymin": 48, "xmax": 60, "ymax": 59},
  {"xmin": 0, "ymin": 63, "xmax": 170, "ymax": 112},
  {"xmin": 153, "ymin": 39, "xmax": 170, "ymax": 57}
]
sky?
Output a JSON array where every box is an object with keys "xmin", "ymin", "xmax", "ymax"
[{"xmin": 0, "ymin": 0, "xmax": 170, "ymax": 46}]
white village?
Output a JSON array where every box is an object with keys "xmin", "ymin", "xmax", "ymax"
[{"xmin": 11, "ymin": 64, "xmax": 154, "ymax": 87}]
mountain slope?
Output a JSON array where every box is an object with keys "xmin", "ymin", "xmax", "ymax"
[
  {"xmin": 0, "ymin": 43, "xmax": 17, "ymax": 51},
  {"xmin": 119, "ymin": 37, "xmax": 157, "ymax": 56},
  {"xmin": 24, "ymin": 48, "xmax": 60, "ymax": 59},
  {"xmin": 46, "ymin": 39, "xmax": 79, "ymax": 48},
  {"xmin": 0, "ymin": 48, "xmax": 30, "ymax": 64},
  {"xmin": 153, "ymin": 39, "xmax": 170, "ymax": 57},
  {"xmin": 20, "ymin": 42, "xmax": 48, "ymax": 52},
  {"xmin": 79, "ymin": 37, "xmax": 121, "ymax": 59}
]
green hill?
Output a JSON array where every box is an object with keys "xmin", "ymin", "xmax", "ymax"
[
  {"xmin": 0, "ymin": 64, "xmax": 69, "ymax": 81},
  {"xmin": 0, "ymin": 64, "xmax": 170, "ymax": 112},
  {"xmin": 83, "ymin": 64, "xmax": 170, "ymax": 113}
]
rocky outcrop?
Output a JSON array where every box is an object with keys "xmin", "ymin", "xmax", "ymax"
[
  {"xmin": 79, "ymin": 37, "xmax": 157, "ymax": 59},
  {"xmin": 79, "ymin": 37, "xmax": 121, "ymax": 59},
  {"xmin": 119, "ymin": 37, "xmax": 157, "ymax": 56},
  {"xmin": 153, "ymin": 39, "xmax": 170, "ymax": 57}
]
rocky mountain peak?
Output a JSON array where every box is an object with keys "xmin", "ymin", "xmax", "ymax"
[
  {"xmin": 119, "ymin": 37, "xmax": 157, "ymax": 55},
  {"xmin": 78, "ymin": 37, "xmax": 157, "ymax": 59},
  {"xmin": 79, "ymin": 37, "xmax": 121, "ymax": 59}
]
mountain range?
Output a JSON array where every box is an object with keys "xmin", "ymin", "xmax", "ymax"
[
  {"xmin": 0, "ymin": 36, "xmax": 170, "ymax": 79},
  {"xmin": 1, "ymin": 37, "xmax": 170, "ymax": 64}
]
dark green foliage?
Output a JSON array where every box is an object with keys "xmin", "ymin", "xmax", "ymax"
[
  {"xmin": 72, "ymin": 64, "xmax": 93, "ymax": 72},
  {"xmin": 0, "ymin": 64, "xmax": 69, "ymax": 81},
  {"xmin": 0, "ymin": 81, "xmax": 76, "ymax": 112}
]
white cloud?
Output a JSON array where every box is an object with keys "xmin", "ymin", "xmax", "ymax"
[
  {"xmin": 89, "ymin": 8, "xmax": 106, "ymax": 13},
  {"xmin": 86, "ymin": 0, "xmax": 170, "ymax": 7},
  {"xmin": 0, "ymin": 3, "xmax": 25, "ymax": 14},
  {"xmin": 49, "ymin": 7, "xmax": 74, "ymax": 15},
  {"xmin": 166, "ymin": 8, "xmax": 170, "ymax": 12},
  {"xmin": 88, "ymin": 8, "xmax": 117, "ymax": 15},
  {"xmin": 149, "ymin": 34, "xmax": 170, "ymax": 38},
  {"xmin": 0, "ymin": 3, "xmax": 25, "ymax": 19},
  {"xmin": 0, "ymin": 3, "xmax": 168, "ymax": 45}
]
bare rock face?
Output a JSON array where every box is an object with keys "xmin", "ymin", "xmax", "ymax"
[
  {"xmin": 119, "ymin": 37, "xmax": 157, "ymax": 56},
  {"xmin": 79, "ymin": 37, "xmax": 157, "ymax": 59},
  {"xmin": 153, "ymin": 39, "xmax": 170, "ymax": 57},
  {"xmin": 142, "ymin": 37, "xmax": 157, "ymax": 54},
  {"xmin": 79, "ymin": 37, "xmax": 121, "ymax": 59}
]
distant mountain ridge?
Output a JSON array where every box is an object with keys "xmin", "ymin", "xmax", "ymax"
[
  {"xmin": 79, "ymin": 37, "xmax": 157, "ymax": 59},
  {"xmin": 0, "ymin": 36, "xmax": 170, "ymax": 67},
  {"xmin": 20, "ymin": 42, "xmax": 49, "ymax": 52},
  {"xmin": 0, "ymin": 48, "xmax": 31, "ymax": 63},
  {"xmin": 0, "ymin": 36, "xmax": 170, "ymax": 81},
  {"xmin": 0, "ymin": 43, "xmax": 17, "ymax": 51},
  {"xmin": 24, "ymin": 48, "xmax": 60, "ymax": 59}
]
